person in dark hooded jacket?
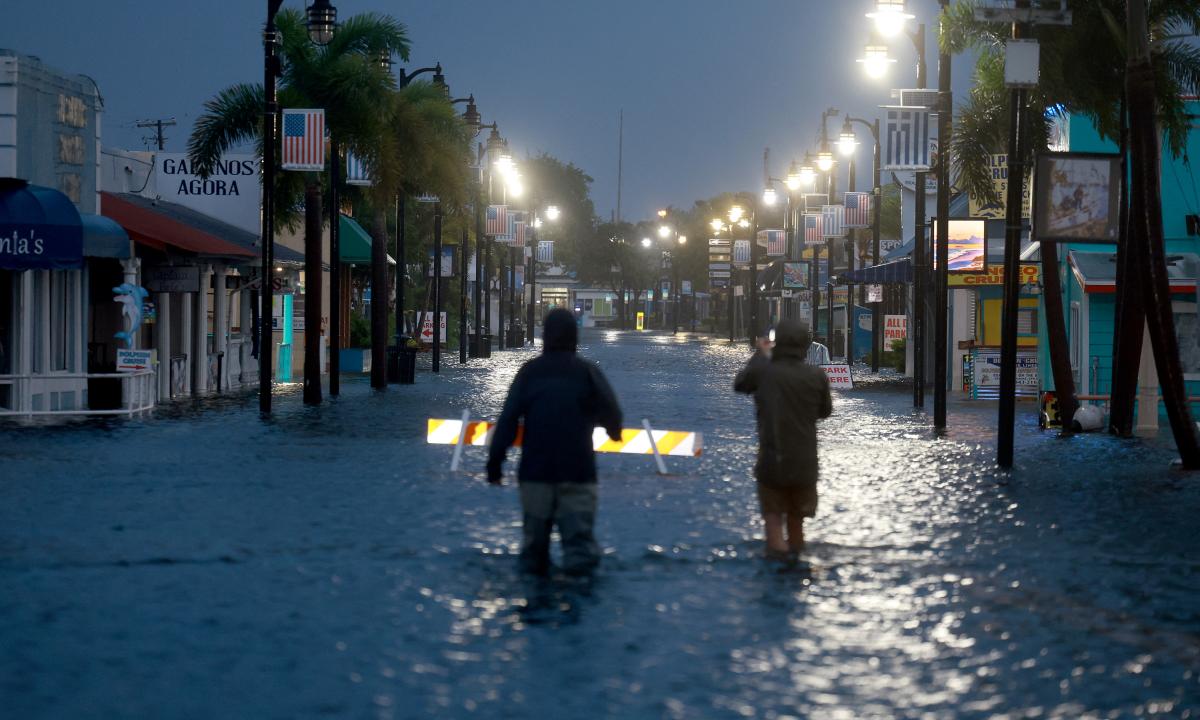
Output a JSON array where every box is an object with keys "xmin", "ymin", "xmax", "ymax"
[
  {"xmin": 734, "ymin": 319, "xmax": 832, "ymax": 557},
  {"xmin": 488, "ymin": 308, "xmax": 623, "ymax": 575}
]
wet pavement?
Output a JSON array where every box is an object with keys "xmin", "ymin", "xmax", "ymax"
[{"xmin": 2, "ymin": 329, "xmax": 1198, "ymax": 719}]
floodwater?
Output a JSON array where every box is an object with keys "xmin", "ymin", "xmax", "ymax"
[{"xmin": 2, "ymin": 330, "xmax": 1198, "ymax": 719}]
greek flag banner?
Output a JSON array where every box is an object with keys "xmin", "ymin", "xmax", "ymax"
[
  {"xmin": 537, "ymin": 240, "xmax": 554, "ymax": 264},
  {"xmin": 345, "ymin": 151, "xmax": 371, "ymax": 186},
  {"xmin": 883, "ymin": 106, "xmax": 932, "ymax": 170},
  {"xmin": 732, "ymin": 239, "xmax": 751, "ymax": 266},
  {"xmin": 822, "ymin": 205, "xmax": 845, "ymax": 238}
]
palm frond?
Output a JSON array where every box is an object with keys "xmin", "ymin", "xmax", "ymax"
[{"xmin": 187, "ymin": 83, "xmax": 264, "ymax": 178}]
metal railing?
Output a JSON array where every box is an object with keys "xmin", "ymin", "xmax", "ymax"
[{"xmin": 0, "ymin": 369, "xmax": 158, "ymax": 418}]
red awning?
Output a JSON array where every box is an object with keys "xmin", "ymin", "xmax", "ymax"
[{"xmin": 100, "ymin": 192, "xmax": 255, "ymax": 258}]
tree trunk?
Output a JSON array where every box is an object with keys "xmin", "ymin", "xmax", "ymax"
[
  {"xmin": 1040, "ymin": 236, "xmax": 1078, "ymax": 430},
  {"xmin": 1108, "ymin": 95, "xmax": 1141, "ymax": 435},
  {"xmin": 303, "ymin": 180, "xmax": 323, "ymax": 405},
  {"xmin": 370, "ymin": 208, "xmax": 389, "ymax": 389},
  {"xmin": 1126, "ymin": 0, "xmax": 1200, "ymax": 466}
]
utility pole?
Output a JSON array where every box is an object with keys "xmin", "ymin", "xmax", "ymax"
[
  {"xmin": 136, "ymin": 117, "xmax": 176, "ymax": 151},
  {"xmin": 933, "ymin": 3, "xmax": 952, "ymax": 429},
  {"xmin": 997, "ymin": 3, "xmax": 1030, "ymax": 468}
]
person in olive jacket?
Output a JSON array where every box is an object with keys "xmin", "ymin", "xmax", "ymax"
[
  {"xmin": 488, "ymin": 308, "xmax": 623, "ymax": 576},
  {"xmin": 734, "ymin": 319, "xmax": 833, "ymax": 558}
]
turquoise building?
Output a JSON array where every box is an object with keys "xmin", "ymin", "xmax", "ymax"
[{"xmin": 1040, "ymin": 100, "xmax": 1200, "ymax": 411}]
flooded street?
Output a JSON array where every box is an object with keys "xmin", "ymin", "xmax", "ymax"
[{"xmin": 2, "ymin": 330, "xmax": 1198, "ymax": 719}]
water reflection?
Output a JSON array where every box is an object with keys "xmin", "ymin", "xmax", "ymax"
[{"xmin": 1, "ymin": 329, "xmax": 1198, "ymax": 718}]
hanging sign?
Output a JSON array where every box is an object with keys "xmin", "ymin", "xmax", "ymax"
[{"xmin": 867, "ymin": 284, "xmax": 883, "ymax": 303}]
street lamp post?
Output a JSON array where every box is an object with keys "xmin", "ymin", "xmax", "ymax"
[
  {"xmin": 712, "ymin": 208, "xmax": 751, "ymax": 342},
  {"xmin": 860, "ymin": 3, "xmax": 930, "ymax": 407},
  {"xmin": 526, "ymin": 204, "xmax": 559, "ymax": 344},
  {"xmin": 391, "ymin": 61, "xmax": 441, "ymax": 367},
  {"xmin": 841, "ymin": 115, "xmax": 882, "ymax": 370},
  {"xmin": 259, "ymin": 0, "xmax": 337, "ymax": 413}
]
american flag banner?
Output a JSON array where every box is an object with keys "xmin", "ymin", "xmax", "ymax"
[
  {"xmin": 281, "ymin": 109, "xmax": 325, "ymax": 171},
  {"xmin": 345, "ymin": 151, "xmax": 371, "ymax": 186},
  {"xmin": 537, "ymin": 240, "xmax": 554, "ymax": 264},
  {"xmin": 844, "ymin": 192, "xmax": 872, "ymax": 228},
  {"xmin": 514, "ymin": 221, "xmax": 527, "ymax": 247},
  {"xmin": 883, "ymin": 106, "xmax": 932, "ymax": 170},
  {"xmin": 803, "ymin": 213, "xmax": 824, "ymax": 245},
  {"xmin": 485, "ymin": 205, "xmax": 508, "ymax": 236},
  {"xmin": 822, "ymin": 205, "xmax": 845, "ymax": 238},
  {"xmin": 757, "ymin": 229, "xmax": 786, "ymax": 257}
]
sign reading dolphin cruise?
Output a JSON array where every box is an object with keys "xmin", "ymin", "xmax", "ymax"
[{"xmin": 154, "ymin": 153, "xmax": 261, "ymax": 234}]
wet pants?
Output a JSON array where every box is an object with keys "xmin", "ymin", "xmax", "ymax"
[{"xmin": 518, "ymin": 482, "xmax": 599, "ymax": 575}]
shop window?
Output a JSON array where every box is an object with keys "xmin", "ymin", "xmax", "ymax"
[{"xmin": 50, "ymin": 270, "xmax": 76, "ymax": 372}]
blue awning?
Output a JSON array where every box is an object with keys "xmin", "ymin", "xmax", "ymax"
[
  {"xmin": 0, "ymin": 179, "xmax": 83, "ymax": 270},
  {"xmin": 81, "ymin": 214, "xmax": 131, "ymax": 259},
  {"xmin": 839, "ymin": 258, "xmax": 913, "ymax": 284}
]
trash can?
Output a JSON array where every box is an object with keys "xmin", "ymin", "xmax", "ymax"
[
  {"xmin": 506, "ymin": 327, "xmax": 524, "ymax": 348},
  {"xmin": 470, "ymin": 333, "xmax": 492, "ymax": 358},
  {"xmin": 387, "ymin": 344, "xmax": 418, "ymax": 384}
]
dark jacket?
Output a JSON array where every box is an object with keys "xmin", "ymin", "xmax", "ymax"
[
  {"xmin": 488, "ymin": 310, "xmax": 623, "ymax": 484},
  {"xmin": 733, "ymin": 320, "xmax": 833, "ymax": 488}
]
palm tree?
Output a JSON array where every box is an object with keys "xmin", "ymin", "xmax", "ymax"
[
  {"xmin": 944, "ymin": 0, "xmax": 1200, "ymax": 457},
  {"xmin": 188, "ymin": 9, "xmax": 408, "ymax": 403},
  {"xmin": 945, "ymin": 0, "xmax": 1200, "ymax": 204},
  {"xmin": 346, "ymin": 80, "xmax": 472, "ymax": 386}
]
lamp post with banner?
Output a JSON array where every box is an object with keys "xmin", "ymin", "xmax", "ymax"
[
  {"xmin": 858, "ymin": 2, "xmax": 932, "ymax": 408},
  {"xmin": 259, "ymin": 0, "xmax": 337, "ymax": 412}
]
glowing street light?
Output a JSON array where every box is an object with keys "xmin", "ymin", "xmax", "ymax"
[
  {"xmin": 678, "ymin": 235, "xmax": 687, "ymax": 245},
  {"xmin": 762, "ymin": 186, "xmax": 778, "ymax": 206},
  {"xmin": 545, "ymin": 205, "xmax": 561, "ymax": 221},
  {"xmin": 641, "ymin": 237, "xmax": 652, "ymax": 248},
  {"xmin": 799, "ymin": 155, "xmax": 817, "ymax": 187},
  {"xmin": 728, "ymin": 205, "xmax": 745, "ymax": 223},
  {"xmin": 857, "ymin": 44, "xmax": 896, "ymax": 79},
  {"xmin": 816, "ymin": 148, "xmax": 834, "ymax": 173},
  {"xmin": 866, "ymin": 0, "xmax": 914, "ymax": 37},
  {"xmin": 785, "ymin": 161, "xmax": 803, "ymax": 190},
  {"xmin": 838, "ymin": 119, "xmax": 859, "ymax": 157},
  {"xmin": 658, "ymin": 224, "xmax": 672, "ymax": 239},
  {"xmin": 710, "ymin": 218, "xmax": 725, "ymax": 232}
]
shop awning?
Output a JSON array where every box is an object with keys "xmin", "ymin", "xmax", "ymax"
[
  {"xmin": 339, "ymin": 214, "xmax": 395, "ymax": 265},
  {"xmin": 839, "ymin": 258, "xmax": 913, "ymax": 284},
  {"xmin": 81, "ymin": 214, "xmax": 131, "ymax": 258},
  {"xmin": 101, "ymin": 191, "xmax": 256, "ymax": 260},
  {"xmin": 0, "ymin": 179, "xmax": 84, "ymax": 269},
  {"xmin": 1069, "ymin": 250, "xmax": 1200, "ymax": 294}
]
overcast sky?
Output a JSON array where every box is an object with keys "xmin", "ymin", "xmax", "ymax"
[{"xmin": 3, "ymin": 0, "xmax": 977, "ymax": 222}]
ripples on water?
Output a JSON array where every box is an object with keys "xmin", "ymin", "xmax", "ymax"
[{"xmin": 1, "ymin": 330, "xmax": 1198, "ymax": 718}]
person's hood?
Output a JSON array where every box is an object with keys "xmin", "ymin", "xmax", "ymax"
[
  {"xmin": 772, "ymin": 319, "xmax": 811, "ymax": 360},
  {"xmin": 543, "ymin": 308, "xmax": 577, "ymax": 352}
]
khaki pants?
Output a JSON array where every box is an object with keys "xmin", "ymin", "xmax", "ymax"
[{"xmin": 518, "ymin": 482, "xmax": 600, "ymax": 575}]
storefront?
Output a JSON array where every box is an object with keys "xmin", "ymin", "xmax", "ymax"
[{"xmin": 0, "ymin": 180, "xmax": 140, "ymax": 415}]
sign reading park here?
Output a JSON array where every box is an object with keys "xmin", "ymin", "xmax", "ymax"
[
  {"xmin": 820, "ymin": 363, "xmax": 854, "ymax": 390},
  {"xmin": 155, "ymin": 153, "xmax": 261, "ymax": 234}
]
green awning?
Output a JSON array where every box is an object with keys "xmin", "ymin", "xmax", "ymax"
[{"xmin": 339, "ymin": 214, "xmax": 394, "ymax": 265}]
